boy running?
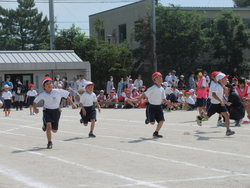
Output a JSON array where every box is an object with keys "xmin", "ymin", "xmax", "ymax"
[
  {"xmin": 33, "ymin": 77, "xmax": 77, "ymax": 149},
  {"xmin": 138, "ymin": 72, "xmax": 170, "ymax": 138},
  {"xmin": 196, "ymin": 73, "xmax": 235, "ymax": 136},
  {"xmin": 79, "ymin": 81, "xmax": 101, "ymax": 138}
]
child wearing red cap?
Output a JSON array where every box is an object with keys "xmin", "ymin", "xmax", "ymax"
[
  {"xmin": 33, "ymin": 77, "xmax": 77, "ymax": 149},
  {"xmin": 138, "ymin": 72, "xmax": 170, "ymax": 138},
  {"xmin": 79, "ymin": 81, "xmax": 101, "ymax": 137},
  {"xmin": 25, "ymin": 84, "xmax": 38, "ymax": 115}
]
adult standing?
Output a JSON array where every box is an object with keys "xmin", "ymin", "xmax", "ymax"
[
  {"xmin": 117, "ymin": 78, "xmax": 125, "ymax": 97},
  {"xmin": 188, "ymin": 72, "xmax": 196, "ymax": 89},
  {"xmin": 53, "ymin": 75, "xmax": 63, "ymax": 89},
  {"xmin": 3, "ymin": 75, "xmax": 13, "ymax": 93},
  {"xmin": 168, "ymin": 70, "xmax": 177, "ymax": 87},
  {"xmin": 76, "ymin": 74, "xmax": 87, "ymax": 90},
  {"xmin": 14, "ymin": 79, "xmax": 26, "ymax": 110},
  {"xmin": 106, "ymin": 76, "xmax": 114, "ymax": 95},
  {"xmin": 134, "ymin": 75, "xmax": 143, "ymax": 92},
  {"xmin": 229, "ymin": 67, "xmax": 239, "ymax": 83}
]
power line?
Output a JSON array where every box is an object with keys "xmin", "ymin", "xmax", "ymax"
[{"xmin": 1, "ymin": 0, "xmax": 140, "ymax": 3}]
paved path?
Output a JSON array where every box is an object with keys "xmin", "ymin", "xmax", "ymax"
[{"xmin": 0, "ymin": 107, "xmax": 250, "ymax": 188}]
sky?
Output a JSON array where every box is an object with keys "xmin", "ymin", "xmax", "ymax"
[{"xmin": 1, "ymin": 0, "xmax": 235, "ymax": 36}]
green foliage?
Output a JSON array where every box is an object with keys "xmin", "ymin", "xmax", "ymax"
[
  {"xmin": 55, "ymin": 24, "xmax": 133, "ymax": 89},
  {"xmin": 233, "ymin": 0, "xmax": 250, "ymax": 7},
  {"xmin": 0, "ymin": 0, "xmax": 49, "ymax": 50},
  {"xmin": 208, "ymin": 10, "xmax": 250, "ymax": 73}
]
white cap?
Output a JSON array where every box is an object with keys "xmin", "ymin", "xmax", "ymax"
[
  {"xmin": 4, "ymin": 85, "xmax": 9, "ymax": 88},
  {"xmin": 100, "ymin": 90, "xmax": 104, "ymax": 92},
  {"xmin": 215, "ymin": 73, "xmax": 229, "ymax": 81},
  {"xmin": 84, "ymin": 81, "xmax": 94, "ymax": 87},
  {"xmin": 112, "ymin": 87, "xmax": 115, "ymax": 90},
  {"xmin": 189, "ymin": 89, "xmax": 194, "ymax": 93},
  {"xmin": 180, "ymin": 75, "xmax": 184, "ymax": 78},
  {"xmin": 178, "ymin": 91, "xmax": 183, "ymax": 95},
  {"xmin": 58, "ymin": 84, "xmax": 62, "ymax": 87},
  {"xmin": 162, "ymin": 82, "xmax": 168, "ymax": 87}
]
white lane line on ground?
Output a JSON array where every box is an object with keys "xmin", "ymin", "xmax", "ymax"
[
  {"xmin": 0, "ymin": 164, "xmax": 54, "ymax": 188},
  {"xmin": 3, "ymin": 145, "xmax": 166, "ymax": 188}
]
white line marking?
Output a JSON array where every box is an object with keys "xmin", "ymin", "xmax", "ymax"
[{"xmin": 0, "ymin": 164, "xmax": 54, "ymax": 188}]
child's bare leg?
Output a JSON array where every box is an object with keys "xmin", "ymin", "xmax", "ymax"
[
  {"xmin": 90, "ymin": 119, "xmax": 95, "ymax": 132},
  {"xmin": 221, "ymin": 112, "xmax": 230, "ymax": 130},
  {"xmin": 155, "ymin": 120, "xmax": 164, "ymax": 132},
  {"xmin": 46, "ymin": 123, "xmax": 55, "ymax": 142}
]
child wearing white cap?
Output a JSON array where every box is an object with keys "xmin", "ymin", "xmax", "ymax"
[
  {"xmin": 2, "ymin": 85, "xmax": 13, "ymax": 116},
  {"xmin": 196, "ymin": 73, "xmax": 235, "ymax": 136},
  {"xmin": 79, "ymin": 81, "xmax": 101, "ymax": 137}
]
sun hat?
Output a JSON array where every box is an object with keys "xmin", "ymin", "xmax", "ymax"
[
  {"xmin": 215, "ymin": 73, "xmax": 229, "ymax": 81},
  {"xmin": 152, "ymin": 72, "xmax": 162, "ymax": 81},
  {"xmin": 42, "ymin": 77, "xmax": 52, "ymax": 85}
]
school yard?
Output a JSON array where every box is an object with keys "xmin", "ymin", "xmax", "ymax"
[{"xmin": 0, "ymin": 107, "xmax": 250, "ymax": 188}]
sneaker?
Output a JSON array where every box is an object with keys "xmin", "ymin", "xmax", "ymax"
[
  {"xmin": 153, "ymin": 131, "xmax": 163, "ymax": 138},
  {"xmin": 164, "ymin": 108, "xmax": 171, "ymax": 112},
  {"xmin": 89, "ymin": 132, "xmax": 96, "ymax": 138},
  {"xmin": 196, "ymin": 115, "xmax": 202, "ymax": 126},
  {"xmin": 202, "ymin": 117, "xmax": 209, "ymax": 121},
  {"xmin": 42, "ymin": 124, "xmax": 46, "ymax": 132},
  {"xmin": 235, "ymin": 119, "xmax": 242, "ymax": 126},
  {"xmin": 226, "ymin": 129, "xmax": 235, "ymax": 136},
  {"xmin": 217, "ymin": 119, "xmax": 223, "ymax": 125},
  {"xmin": 80, "ymin": 119, "xmax": 83, "ymax": 124},
  {"xmin": 47, "ymin": 142, "xmax": 53, "ymax": 149},
  {"xmin": 145, "ymin": 119, "xmax": 149, "ymax": 124}
]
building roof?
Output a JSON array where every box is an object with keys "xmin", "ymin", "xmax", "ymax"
[{"xmin": 0, "ymin": 50, "xmax": 83, "ymax": 64}]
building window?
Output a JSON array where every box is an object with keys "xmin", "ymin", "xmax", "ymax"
[{"xmin": 119, "ymin": 24, "xmax": 127, "ymax": 43}]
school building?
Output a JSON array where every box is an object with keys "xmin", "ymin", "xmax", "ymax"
[
  {"xmin": 0, "ymin": 50, "xmax": 91, "ymax": 94},
  {"xmin": 89, "ymin": 0, "xmax": 250, "ymax": 62}
]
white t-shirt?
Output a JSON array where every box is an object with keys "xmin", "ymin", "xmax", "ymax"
[
  {"xmin": 164, "ymin": 87, "xmax": 173, "ymax": 95},
  {"xmin": 80, "ymin": 92, "xmax": 97, "ymax": 107},
  {"xmin": 177, "ymin": 96, "xmax": 185, "ymax": 103},
  {"xmin": 34, "ymin": 89, "xmax": 69, "ymax": 109},
  {"xmin": 145, "ymin": 85, "xmax": 165, "ymax": 105},
  {"xmin": 208, "ymin": 80, "xmax": 216, "ymax": 99},
  {"xmin": 134, "ymin": 79, "xmax": 143, "ymax": 90},
  {"xmin": 2, "ymin": 91, "xmax": 12, "ymax": 100},
  {"xmin": 27, "ymin": 90, "xmax": 38, "ymax": 97},
  {"xmin": 185, "ymin": 96, "xmax": 195, "ymax": 105},
  {"xmin": 77, "ymin": 79, "xmax": 87, "ymax": 90},
  {"xmin": 211, "ymin": 83, "xmax": 223, "ymax": 104}
]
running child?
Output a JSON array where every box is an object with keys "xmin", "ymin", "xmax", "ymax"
[
  {"xmin": 79, "ymin": 81, "xmax": 101, "ymax": 138},
  {"xmin": 33, "ymin": 77, "xmax": 77, "ymax": 149},
  {"xmin": 25, "ymin": 84, "xmax": 38, "ymax": 115},
  {"xmin": 138, "ymin": 72, "xmax": 170, "ymax": 138},
  {"xmin": 2, "ymin": 85, "xmax": 13, "ymax": 117},
  {"xmin": 196, "ymin": 73, "xmax": 235, "ymax": 136}
]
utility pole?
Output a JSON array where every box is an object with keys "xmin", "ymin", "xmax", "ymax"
[
  {"xmin": 151, "ymin": 0, "xmax": 157, "ymax": 72},
  {"xmin": 49, "ymin": 0, "xmax": 55, "ymax": 50}
]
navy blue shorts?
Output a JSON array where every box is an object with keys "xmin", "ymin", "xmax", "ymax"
[
  {"xmin": 80, "ymin": 106, "xmax": 97, "ymax": 124},
  {"xmin": 196, "ymin": 98, "xmax": 206, "ymax": 107},
  {"xmin": 188, "ymin": 104, "xmax": 196, "ymax": 109},
  {"xmin": 43, "ymin": 108, "xmax": 61, "ymax": 130},
  {"xmin": 146, "ymin": 104, "xmax": 165, "ymax": 123},
  {"xmin": 4, "ymin": 99, "xmax": 11, "ymax": 109},
  {"xmin": 207, "ymin": 103, "xmax": 228, "ymax": 117},
  {"xmin": 27, "ymin": 96, "xmax": 35, "ymax": 106}
]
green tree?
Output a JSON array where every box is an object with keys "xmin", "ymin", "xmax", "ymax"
[
  {"xmin": 55, "ymin": 24, "xmax": 133, "ymax": 89},
  {"xmin": 233, "ymin": 0, "xmax": 250, "ymax": 7},
  {"xmin": 208, "ymin": 10, "xmax": 250, "ymax": 72},
  {"xmin": 134, "ymin": 5, "xmax": 208, "ymax": 78},
  {"xmin": 0, "ymin": 0, "xmax": 49, "ymax": 50}
]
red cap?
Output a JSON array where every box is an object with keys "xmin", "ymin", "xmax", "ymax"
[
  {"xmin": 152, "ymin": 72, "xmax": 162, "ymax": 81},
  {"xmin": 125, "ymin": 88, "xmax": 130, "ymax": 91},
  {"xmin": 42, "ymin": 77, "xmax": 52, "ymax": 85},
  {"xmin": 29, "ymin": 84, "xmax": 34, "ymax": 87},
  {"xmin": 186, "ymin": 92, "xmax": 191, "ymax": 95},
  {"xmin": 110, "ymin": 90, "xmax": 114, "ymax": 93},
  {"xmin": 233, "ymin": 77, "xmax": 238, "ymax": 80},
  {"xmin": 210, "ymin": 71, "xmax": 219, "ymax": 79},
  {"xmin": 142, "ymin": 86, "xmax": 146, "ymax": 88}
]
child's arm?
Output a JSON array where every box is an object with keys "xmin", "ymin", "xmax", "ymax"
[
  {"xmin": 95, "ymin": 101, "xmax": 101, "ymax": 113},
  {"xmin": 212, "ymin": 92, "xmax": 224, "ymax": 106},
  {"xmin": 79, "ymin": 103, "xmax": 86, "ymax": 116},
  {"xmin": 25, "ymin": 95, "xmax": 28, "ymax": 103},
  {"xmin": 33, "ymin": 102, "xmax": 39, "ymax": 114},
  {"xmin": 66, "ymin": 96, "xmax": 77, "ymax": 109}
]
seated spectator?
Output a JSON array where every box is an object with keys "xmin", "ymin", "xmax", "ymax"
[
  {"xmin": 162, "ymin": 82, "xmax": 178, "ymax": 111},
  {"xmin": 189, "ymin": 89, "xmax": 197, "ymax": 103},
  {"xmin": 118, "ymin": 88, "xmax": 129, "ymax": 102},
  {"xmin": 185, "ymin": 92, "xmax": 196, "ymax": 111},
  {"xmin": 177, "ymin": 75, "xmax": 186, "ymax": 89},
  {"xmin": 138, "ymin": 86, "xmax": 148, "ymax": 108},
  {"xmin": 131, "ymin": 87, "xmax": 140, "ymax": 100},
  {"xmin": 106, "ymin": 90, "xmax": 118, "ymax": 108},
  {"xmin": 97, "ymin": 90, "xmax": 107, "ymax": 108},
  {"xmin": 123, "ymin": 91, "xmax": 138, "ymax": 108},
  {"xmin": 177, "ymin": 91, "xmax": 185, "ymax": 110}
]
